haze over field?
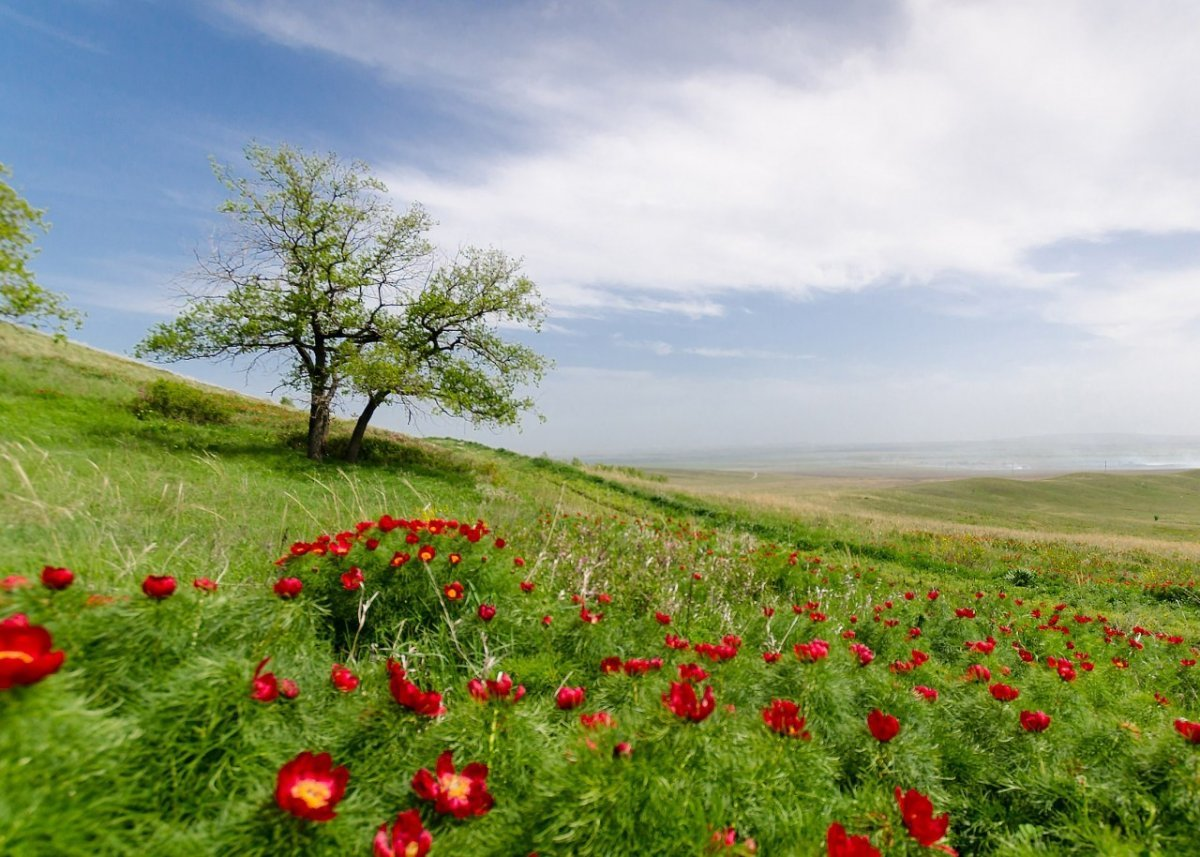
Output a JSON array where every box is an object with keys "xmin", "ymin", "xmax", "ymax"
[{"xmin": 4, "ymin": 1, "xmax": 1200, "ymax": 456}]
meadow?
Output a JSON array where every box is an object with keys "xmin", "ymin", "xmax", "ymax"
[{"xmin": 3, "ymin": 321, "xmax": 1200, "ymax": 856}]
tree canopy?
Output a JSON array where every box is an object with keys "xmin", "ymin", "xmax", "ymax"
[
  {"xmin": 0, "ymin": 163, "xmax": 82, "ymax": 334},
  {"xmin": 136, "ymin": 143, "xmax": 548, "ymax": 461}
]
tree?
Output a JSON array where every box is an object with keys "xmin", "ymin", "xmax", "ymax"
[
  {"xmin": 341, "ymin": 247, "xmax": 548, "ymax": 463},
  {"xmin": 0, "ymin": 163, "xmax": 82, "ymax": 334},
  {"xmin": 136, "ymin": 143, "xmax": 548, "ymax": 460}
]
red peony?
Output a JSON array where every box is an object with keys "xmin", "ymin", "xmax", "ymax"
[
  {"xmin": 374, "ymin": 808, "xmax": 432, "ymax": 857},
  {"xmin": 193, "ymin": 577, "xmax": 218, "ymax": 592},
  {"xmin": 1020, "ymin": 710, "xmax": 1052, "ymax": 733},
  {"xmin": 1174, "ymin": 718, "xmax": 1200, "ymax": 743},
  {"xmin": 663, "ymin": 681, "xmax": 716, "ymax": 722},
  {"xmin": 895, "ymin": 787, "xmax": 956, "ymax": 854},
  {"xmin": 519, "ymin": 580, "xmax": 535, "ymax": 593},
  {"xmin": 251, "ymin": 657, "xmax": 280, "ymax": 702},
  {"xmin": 412, "ymin": 750, "xmax": 493, "ymax": 818},
  {"xmin": 913, "ymin": 685, "xmax": 939, "ymax": 701},
  {"xmin": 275, "ymin": 751, "xmax": 349, "ymax": 822},
  {"xmin": 142, "ymin": 574, "xmax": 177, "ymax": 599},
  {"xmin": 443, "ymin": 581, "xmax": 464, "ymax": 601},
  {"xmin": 989, "ymin": 683, "xmax": 1020, "ymax": 702},
  {"xmin": 556, "ymin": 686, "xmax": 586, "ymax": 710},
  {"xmin": 762, "ymin": 699, "xmax": 811, "ymax": 740},
  {"xmin": 580, "ymin": 711, "xmax": 616, "ymax": 729},
  {"xmin": 273, "ymin": 577, "xmax": 303, "ymax": 598},
  {"xmin": 794, "ymin": 639, "xmax": 830, "ymax": 662},
  {"xmin": 418, "ymin": 545, "xmax": 436, "ymax": 563},
  {"xmin": 40, "ymin": 565, "xmax": 74, "ymax": 590},
  {"xmin": 826, "ymin": 822, "xmax": 881, "ymax": 857},
  {"xmin": 340, "ymin": 567, "xmax": 364, "ymax": 591},
  {"xmin": 477, "ymin": 603, "xmax": 496, "ymax": 622},
  {"xmin": 655, "ymin": 611, "xmax": 672, "ymax": 625},
  {"xmin": 387, "ymin": 662, "xmax": 445, "ymax": 716},
  {"xmin": 331, "ymin": 663, "xmax": 359, "ymax": 693},
  {"xmin": 0, "ymin": 614, "xmax": 66, "ymax": 690},
  {"xmin": 867, "ymin": 709, "xmax": 901, "ymax": 742}
]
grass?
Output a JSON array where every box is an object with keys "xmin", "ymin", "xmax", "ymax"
[{"xmin": 4, "ymin": 320, "xmax": 1200, "ymax": 856}]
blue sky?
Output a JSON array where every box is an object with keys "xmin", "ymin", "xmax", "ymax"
[{"xmin": 4, "ymin": 0, "xmax": 1200, "ymax": 457}]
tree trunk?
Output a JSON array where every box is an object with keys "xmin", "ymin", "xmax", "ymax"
[
  {"xmin": 306, "ymin": 384, "xmax": 335, "ymax": 460},
  {"xmin": 345, "ymin": 392, "xmax": 387, "ymax": 463}
]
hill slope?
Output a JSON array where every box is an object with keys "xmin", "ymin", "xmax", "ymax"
[{"xmin": 3, "ymin": 322, "xmax": 1200, "ymax": 857}]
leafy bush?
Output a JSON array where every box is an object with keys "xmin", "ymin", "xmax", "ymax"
[{"xmin": 131, "ymin": 379, "xmax": 234, "ymax": 424}]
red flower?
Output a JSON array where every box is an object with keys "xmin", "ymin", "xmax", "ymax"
[
  {"xmin": 387, "ymin": 662, "xmax": 446, "ymax": 717},
  {"xmin": 374, "ymin": 809, "xmax": 432, "ymax": 857},
  {"xmin": 678, "ymin": 662, "xmax": 710, "ymax": 683},
  {"xmin": 193, "ymin": 577, "xmax": 218, "ymax": 592},
  {"xmin": 663, "ymin": 681, "xmax": 716, "ymax": 722},
  {"xmin": 519, "ymin": 580, "xmax": 535, "ymax": 593},
  {"xmin": 655, "ymin": 611, "xmax": 672, "ymax": 625},
  {"xmin": 989, "ymin": 683, "xmax": 1020, "ymax": 702},
  {"xmin": 913, "ymin": 685, "xmax": 939, "ymax": 702},
  {"xmin": 664, "ymin": 633, "xmax": 691, "ymax": 650},
  {"xmin": 556, "ymin": 686, "xmax": 586, "ymax": 709},
  {"xmin": 895, "ymin": 787, "xmax": 955, "ymax": 854},
  {"xmin": 468, "ymin": 672, "xmax": 525, "ymax": 703},
  {"xmin": 341, "ymin": 567, "xmax": 364, "ymax": 591},
  {"xmin": 762, "ymin": 651, "xmax": 782, "ymax": 663},
  {"xmin": 280, "ymin": 678, "xmax": 300, "ymax": 699},
  {"xmin": 251, "ymin": 657, "xmax": 280, "ymax": 702},
  {"xmin": 275, "ymin": 751, "xmax": 349, "ymax": 822},
  {"xmin": 390, "ymin": 552, "xmax": 411, "ymax": 567},
  {"xmin": 580, "ymin": 711, "xmax": 616, "ymax": 729},
  {"xmin": 418, "ymin": 545, "xmax": 436, "ymax": 563},
  {"xmin": 762, "ymin": 699, "xmax": 811, "ymax": 739},
  {"xmin": 443, "ymin": 581, "xmax": 464, "ymax": 601},
  {"xmin": 579, "ymin": 606, "xmax": 603, "ymax": 624},
  {"xmin": 40, "ymin": 565, "xmax": 74, "ymax": 591},
  {"xmin": 142, "ymin": 574, "xmax": 177, "ymax": 599},
  {"xmin": 1020, "ymin": 710, "xmax": 1052, "ymax": 732},
  {"xmin": 600, "ymin": 656, "xmax": 623, "ymax": 674},
  {"xmin": 448, "ymin": 552, "xmax": 462, "ymax": 566},
  {"xmin": 826, "ymin": 822, "xmax": 881, "ymax": 857},
  {"xmin": 0, "ymin": 614, "xmax": 65, "ymax": 690},
  {"xmin": 849, "ymin": 642, "xmax": 875, "ymax": 666},
  {"xmin": 541, "ymin": 615, "xmax": 552, "ymax": 627},
  {"xmin": 867, "ymin": 709, "xmax": 900, "ymax": 742},
  {"xmin": 494, "ymin": 537, "xmax": 506, "ymax": 549},
  {"xmin": 0, "ymin": 575, "xmax": 29, "ymax": 590},
  {"xmin": 274, "ymin": 577, "xmax": 303, "ymax": 599},
  {"xmin": 331, "ymin": 663, "xmax": 359, "ymax": 693},
  {"xmin": 964, "ymin": 664, "xmax": 991, "ymax": 682},
  {"xmin": 955, "ymin": 607, "xmax": 976, "ymax": 619},
  {"xmin": 514, "ymin": 556, "xmax": 525, "ymax": 567},
  {"xmin": 794, "ymin": 639, "xmax": 830, "ymax": 662},
  {"xmin": 1174, "ymin": 719, "xmax": 1200, "ymax": 743},
  {"xmin": 477, "ymin": 603, "xmax": 496, "ymax": 622},
  {"xmin": 412, "ymin": 750, "xmax": 493, "ymax": 818}
]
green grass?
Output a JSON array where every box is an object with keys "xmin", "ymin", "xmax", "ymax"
[{"xmin": 4, "ymin": 321, "xmax": 1200, "ymax": 856}]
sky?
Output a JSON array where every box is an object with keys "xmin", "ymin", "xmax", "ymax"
[{"xmin": 3, "ymin": 0, "xmax": 1200, "ymax": 459}]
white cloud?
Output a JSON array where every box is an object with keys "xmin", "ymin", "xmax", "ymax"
[{"xmin": 216, "ymin": 0, "xmax": 1200, "ymax": 347}]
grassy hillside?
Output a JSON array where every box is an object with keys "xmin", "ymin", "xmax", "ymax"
[{"xmin": 4, "ymin": 321, "xmax": 1200, "ymax": 856}]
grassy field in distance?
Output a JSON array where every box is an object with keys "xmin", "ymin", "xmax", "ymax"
[{"xmin": 647, "ymin": 466, "xmax": 1200, "ymax": 552}]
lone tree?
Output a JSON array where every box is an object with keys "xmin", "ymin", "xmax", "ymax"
[
  {"xmin": 0, "ymin": 163, "xmax": 82, "ymax": 334},
  {"xmin": 136, "ymin": 143, "xmax": 548, "ymax": 460}
]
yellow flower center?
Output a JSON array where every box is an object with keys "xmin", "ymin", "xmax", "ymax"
[
  {"xmin": 405, "ymin": 844, "xmax": 420, "ymax": 857},
  {"xmin": 0, "ymin": 650, "xmax": 34, "ymax": 664},
  {"xmin": 290, "ymin": 778, "xmax": 332, "ymax": 809},
  {"xmin": 441, "ymin": 773, "xmax": 472, "ymax": 801}
]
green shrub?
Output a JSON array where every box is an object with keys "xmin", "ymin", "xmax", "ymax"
[{"xmin": 131, "ymin": 379, "xmax": 234, "ymax": 424}]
